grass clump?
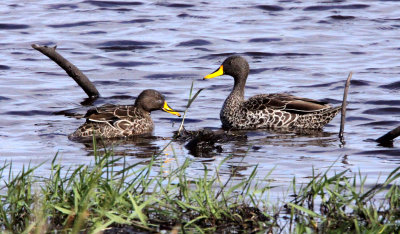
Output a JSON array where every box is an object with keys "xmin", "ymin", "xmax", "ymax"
[
  {"xmin": 1, "ymin": 143, "xmax": 400, "ymax": 233},
  {"xmin": 287, "ymin": 165, "xmax": 400, "ymax": 233},
  {"xmin": 0, "ymin": 144, "xmax": 272, "ymax": 233}
]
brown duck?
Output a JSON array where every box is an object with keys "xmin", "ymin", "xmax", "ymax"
[
  {"xmin": 69, "ymin": 89, "xmax": 180, "ymax": 139},
  {"xmin": 204, "ymin": 56, "xmax": 341, "ymax": 130}
]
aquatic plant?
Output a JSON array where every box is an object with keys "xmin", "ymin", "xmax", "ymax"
[
  {"xmin": 1, "ymin": 144, "xmax": 400, "ymax": 233},
  {"xmin": 0, "ymin": 142, "xmax": 272, "ymax": 233},
  {"xmin": 287, "ymin": 165, "xmax": 400, "ymax": 233}
]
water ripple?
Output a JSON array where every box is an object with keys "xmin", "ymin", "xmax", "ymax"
[
  {"xmin": 365, "ymin": 100, "xmax": 400, "ymax": 106},
  {"xmin": 245, "ymin": 51, "xmax": 322, "ymax": 57},
  {"xmin": 330, "ymin": 15, "xmax": 356, "ymax": 20},
  {"xmin": 102, "ymin": 61, "xmax": 156, "ymax": 67},
  {"xmin": 0, "ymin": 96, "xmax": 11, "ymax": 101},
  {"xmin": 350, "ymin": 79, "xmax": 370, "ymax": 86},
  {"xmin": 93, "ymin": 80, "xmax": 137, "ymax": 86},
  {"xmin": 357, "ymin": 149, "xmax": 400, "ymax": 156},
  {"xmin": 294, "ymin": 81, "xmax": 339, "ymax": 88},
  {"xmin": 96, "ymin": 40, "xmax": 158, "ymax": 51},
  {"xmin": 0, "ymin": 65, "xmax": 11, "ymax": 70},
  {"xmin": 48, "ymin": 21, "xmax": 106, "ymax": 28},
  {"xmin": 363, "ymin": 107, "xmax": 400, "ymax": 115},
  {"xmin": 156, "ymin": 3, "xmax": 195, "ymax": 8},
  {"xmin": 84, "ymin": 0, "xmax": 143, "ymax": 7},
  {"xmin": 255, "ymin": 5, "xmax": 284, "ymax": 11},
  {"xmin": 177, "ymin": 13, "xmax": 209, "ymax": 19},
  {"xmin": 177, "ymin": 39, "xmax": 211, "ymax": 47},
  {"xmin": 0, "ymin": 23, "xmax": 29, "ymax": 30},
  {"xmin": 121, "ymin": 19, "xmax": 154, "ymax": 24},
  {"xmin": 48, "ymin": 3, "xmax": 78, "ymax": 10},
  {"xmin": 359, "ymin": 120, "xmax": 400, "ymax": 126},
  {"xmin": 250, "ymin": 68, "xmax": 270, "ymax": 74},
  {"xmin": 248, "ymin": 38, "xmax": 282, "ymax": 43},
  {"xmin": 4, "ymin": 110, "xmax": 52, "ymax": 116},
  {"xmin": 380, "ymin": 81, "xmax": 400, "ymax": 90},
  {"xmin": 144, "ymin": 73, "xmax": 194, "ymax": 80},
  {"xmin": 304, "ymin": 4, "xmax": 370, "ymax": 11}
]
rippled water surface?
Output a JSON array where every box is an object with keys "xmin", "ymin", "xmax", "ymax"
[{"xmin": 1, "ymin": 0, "xmax": 400, "ymax": 193}]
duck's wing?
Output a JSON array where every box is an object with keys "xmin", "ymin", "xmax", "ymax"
[
  {"xmin": 85, "ymin": 105, "xmax": 138, "ymax": 130},
  {"xmin": 244, "ymin": 93, "xmax": 332, "ymax": 114}
]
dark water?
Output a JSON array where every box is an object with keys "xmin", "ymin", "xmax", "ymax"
[{"xmin": 1, "ymin": 1, "xmax": 400, "ymax": 196}]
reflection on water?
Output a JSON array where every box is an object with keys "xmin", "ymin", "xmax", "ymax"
[
  {"xmin": 77, "ymin": 135, "xmax": 163, "ymax": 158},
  {"xmin": 1, "ymin": 0, "xmax": 400, "ymax": 195}
]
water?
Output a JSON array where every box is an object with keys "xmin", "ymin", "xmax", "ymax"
[{"xmin": 1, "ymin": 0, "xmax": 400, "ymax": 196}]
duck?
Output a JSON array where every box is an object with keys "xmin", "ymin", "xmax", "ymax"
[
  {"xmin": 203, "ymin": 56, "xmax": 341, "ymax": 130},
  {"xmin": 69, "ymin": 89, "xmax": 181, "ymax": 139}
]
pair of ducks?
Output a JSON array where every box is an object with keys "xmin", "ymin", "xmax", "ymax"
[{"xmin": 70, "ymin": 56, "xmax": 341, "ymax": 139}]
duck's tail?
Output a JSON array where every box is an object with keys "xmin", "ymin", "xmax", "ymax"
[{"xmin": 297, "ymin": 106, "xmax": 342, "ymax": 129}]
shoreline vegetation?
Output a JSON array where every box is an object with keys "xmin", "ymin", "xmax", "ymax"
[{"xmin": 1, "ymin": 140, "xmax": 400, "ymax": 233}]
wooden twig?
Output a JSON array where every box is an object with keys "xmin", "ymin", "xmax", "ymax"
[
  {"xmin": 339, "ymin": 72, "xmax": 353, "ymax": 140},
  {"xmin": 31, "ymin": 44, "xmax": 100, "ymax": 98},
  {"xmin": 376, "ymin": 126, "xmax": 400, "ymax": 144}
]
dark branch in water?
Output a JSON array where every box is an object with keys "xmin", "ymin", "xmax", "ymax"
[
  {"xmin": 339, "ymin": 72, "xmax": 352, "ymax": 142},
  {"xmin": 376, "ymin": 126, "xmax": 400, "ymax": 145},
  {"xmin": 31, "ymin": 44, "xmax": 100, "ymax": 98}
]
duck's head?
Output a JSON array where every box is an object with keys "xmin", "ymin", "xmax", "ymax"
[
  {"xmin": 135, "ymin": 89, "xmax": 181, "ymax": 117},
  {"xmin": 204, "ymin": 56, "xmax": 249, "ymax": 80}
]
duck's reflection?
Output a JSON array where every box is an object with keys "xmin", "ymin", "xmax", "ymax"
[
  {"xmin": 72, "ymin": 134, "xmax": 165, "ymax": 158},
  {"xmin": 179, "ymin": 127, "xmax": 337, "ymax": 158},
  {"xmin": 244, "ymin": 128, "xmax": 337, "ymax": 148},
  {"xmin": 175, "ymin": 127, "xmax": 339, "ymax": 181}
]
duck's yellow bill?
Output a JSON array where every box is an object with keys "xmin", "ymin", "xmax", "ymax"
[
  {"xmin": 162, "ymin": 101, "xmax": 181, "ymax": 117},
  {"xmin": 204, "ymin": 65, "xmax": 224, "ymax": 79}
]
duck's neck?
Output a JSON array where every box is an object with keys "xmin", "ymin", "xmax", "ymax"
[
  {"xmin": 223, "ymin": 74, "xmax": 247, "ymax": 111},
  {"xmin": 135, "ymin": 105, "xmax": 151, "ymax": 117}
]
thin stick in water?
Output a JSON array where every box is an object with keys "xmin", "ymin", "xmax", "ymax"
[
  {"xmin": 31, "ymin": 44, "xmax": 100, "ymax": 98},
  {"xmin": 339, "ymin": 72, "xmax": 353, "ymax": 140}
]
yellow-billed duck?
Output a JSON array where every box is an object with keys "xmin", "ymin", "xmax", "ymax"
[
  {"xmin": 204, "ymin": 56, "xmax": 341, "ymax": 130},
  {"xmin": 69, "ymin": 89, "xmax": 180, "ymax": 139}
]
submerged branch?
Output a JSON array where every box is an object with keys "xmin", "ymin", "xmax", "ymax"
[
  {"xmin": 376, "ymin": 126, "xmax": 400, "ymax": 145},
  {"xmin": 31, "ymin": 44, "xmax": 100, "ymax": 98}
]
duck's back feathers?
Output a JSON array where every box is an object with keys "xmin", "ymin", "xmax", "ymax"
[
  {"xmin": 245, "ymin": 93, "xmax": 331, "ymax": 114},
  {"xmin": 69, "ymin": 104, "xmax": 153, "ymax": 139},
  {"xmin": 86, "ymin": 104, "xmax": 143, "ymax": 123}
]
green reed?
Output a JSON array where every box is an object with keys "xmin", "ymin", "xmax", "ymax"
[
  {"xmin": 287, "ymin": 164, "xmax": 400, "ymax": 233},
  {"xmin": 0, "ymin": 142, "xmax": 272, "ymax": 233},
  {"xmin": 1, "ymin": 146, "xmax": 400, "ymax": 233}
]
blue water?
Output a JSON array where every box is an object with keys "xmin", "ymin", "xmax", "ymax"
[{"xmin": 1, "ymin": 0, "xmax": 400, "ymax": 195}]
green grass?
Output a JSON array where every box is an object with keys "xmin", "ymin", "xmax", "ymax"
[
  {"xmin": 1, "ymin": 143, "xmax": 400, "ymax": 233},
  {"xmin": 287, "ymin": 165, "xmax": 400, "ymax": 233},
  {"xmin": 0, "ymin": 142, "xmax": 273, "ymax": 233}
]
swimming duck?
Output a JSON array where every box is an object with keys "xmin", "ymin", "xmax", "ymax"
[
  {"xmin": 204, "ymin": 56, "xmax": 341, "ymax": 130},
  {"xmin": 69, "ymin": 89, "xmax": 181, "ymax": 139}
]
